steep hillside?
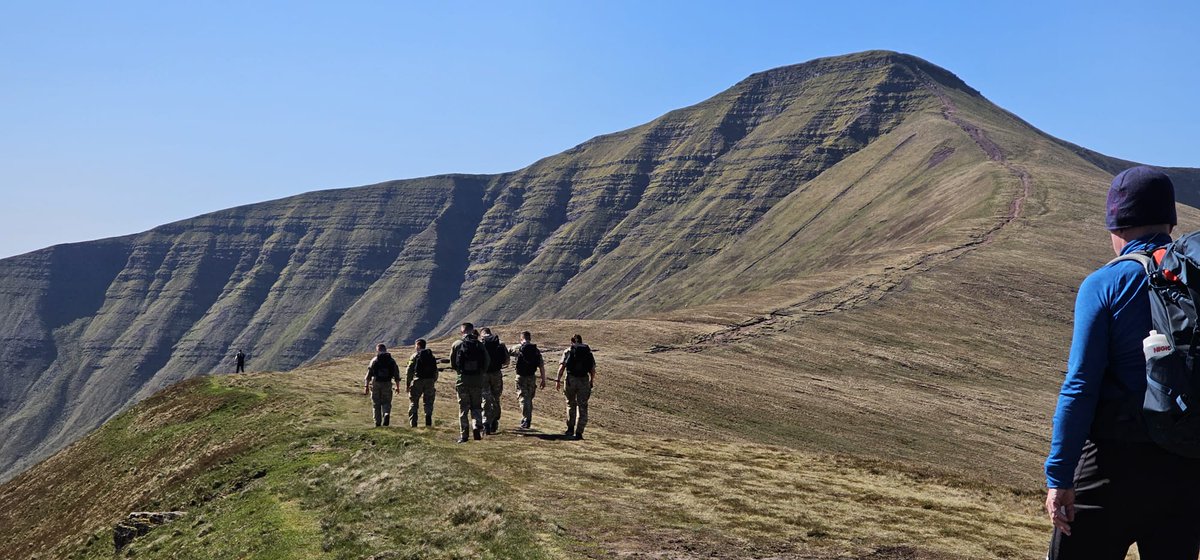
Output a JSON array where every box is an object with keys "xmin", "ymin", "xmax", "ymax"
[
  {"xmin": 1, "ymin": 49, "xmax": 1197, "ymax": 490},
  {"xmin": 0, "ymin": 175, "xmax": 493, "ymax": 481}
]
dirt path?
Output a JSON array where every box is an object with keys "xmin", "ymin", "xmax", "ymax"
[
  {"xmin": 654, "ymin": 72, "xmax": 1035, "ymax": 353},
  {"xmin": 920, "ymin": 70, "xmax": 1033, "ymax": 239}
]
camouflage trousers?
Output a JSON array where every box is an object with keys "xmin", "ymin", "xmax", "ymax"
[
  {"xmin": 456, "ymin": 384, "xmax": 483, "ymax": 435},
  {"xmin": 407, "ymin": 378, "xmax": 436, "ymax": 426},
  {"xmin": 564, "ymin": 375, "xmax": 592, "ymax": 435},
  {"xmin": 516, "ymin": 375, "xmax": 538, "ymax": 427},
  {"xmin": 482, "ymin": 372, "xmax": 504, "ymax": 428},
  {"xmin": 371, "ymin": 381, "xmax": 394, "ymax": 426}
]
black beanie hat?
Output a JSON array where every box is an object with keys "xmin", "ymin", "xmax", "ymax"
[{"xmin": 1106, "ymin": 166, "xmax": 1176, "ymax": 231}]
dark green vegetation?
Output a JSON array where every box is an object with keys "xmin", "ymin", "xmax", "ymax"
[{"xmin": 2, "ymin": 50, "xmax": 1200, "ymax": 558}]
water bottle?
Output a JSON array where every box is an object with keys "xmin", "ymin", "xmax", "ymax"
[{"xmin": 1144, "ymin": 330, "xmax": 1172, "ymax": 361}]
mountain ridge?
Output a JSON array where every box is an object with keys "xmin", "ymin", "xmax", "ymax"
[{"xmin": 1, "ymin": 49, "xmax": 1198, "ymax": 486}]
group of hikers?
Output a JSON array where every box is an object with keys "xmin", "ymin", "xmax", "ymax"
[
  {"xmin": 362, "ymin": 322, "xmax": 596, "ymax": 444},
  {"xmin": 210, "ymin": 166, "xmax": 1200, "ymax": 557}
]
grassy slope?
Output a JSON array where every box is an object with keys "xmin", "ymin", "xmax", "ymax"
[
  {"xmin": 6, "ymin": 53, "xmax": 1200, "ymax": 560},
  {"xmin": 0, "ymin": 357, "xmax": 1044, "ymax": 560}
]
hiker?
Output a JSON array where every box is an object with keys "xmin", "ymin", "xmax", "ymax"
[
  {"xmin": 364, "ymin": 343, "xmax": 402, "ymax": 427},
  {"xmin": 554, "ymin": 334, "xmax": 596, "ymax": 440},
  {"xmin": 405, "ymin": 339, "xmax": 439, "ymax": 427},
  {"xmin": 1045, "ymin": 167, "xmax": 1200, "ymax": 558},
  {"xmin": 512, "ymin": 331, "xmax": 546, "ymax": 430},
  {"xmin": 235, "ymin": 349, "xmax": 245, "ymax": 373},
  {"xmin": 450, "ymin": 323, "xmax": 490, "ymax": 443},
  {"xmin": 480, "ymin": 327, "xmax": 509, "ymax": 434}
]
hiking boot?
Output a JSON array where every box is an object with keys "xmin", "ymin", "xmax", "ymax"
[
  {"xmin": 564, "ymin": 428, "xmax": 575, "ymax": 438},
  {"xmin": 382, "ymin": 413, "xmax": 390, "ymax": 427},
  {"xmin": 456, "ymin": 433, "xmax": 469, "ymax": 444},
  {"xmin": 473, "ymin": 429, "xmax": 483, "ymax": 441},
  {"xmin": 518, "ymin": 420, "xmax": 529, "ymax": 430},
  {"xmin": 409, "ymin": 417, "xmax": 417, "ymax": 428},
  {"xmin": 425, "ymin": 415, "xmax": 433, "ymax": 427},
  {"xmin": 574, "ymin": 431, "xmax": 584, "ymax": 441}
]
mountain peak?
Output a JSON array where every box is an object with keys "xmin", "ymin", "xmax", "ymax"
[{"xmin": 744, "ymin": 50, "xmax": 980, "ymax": 98}]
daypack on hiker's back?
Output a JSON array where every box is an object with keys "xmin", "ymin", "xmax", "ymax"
[
  {"xmin": 1111, "ymin": 230, "xmax": 1200, "ymax": 458},
  {"xmin": 564, "ymin": 344, "xmax": 594, "ymax": 376},
  {"xmin": 515, "ymin": 343, "xmax": 540, "ymax": 376},
  {"xmin": 370, "ymin": 353, "xmax": 398, "ymax": 383},
  {"xmin": 414, "ymin": 349, "xmax": 439, "ymax": 379},
  {"xmin": 483, "ymin": 337, "xmax": 508, "ymax": 373},
  {"xmin": 456, "ymin": 338, "xmax": 487, "ymax": 375}
]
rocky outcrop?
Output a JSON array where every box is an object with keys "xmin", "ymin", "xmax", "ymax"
[{"xmin": 113, "ymin": 511, "xmax": 186, "ymax": 551}]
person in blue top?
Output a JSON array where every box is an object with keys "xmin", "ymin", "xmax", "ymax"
[{"xmin": 1045, "ymin": 166, "xmax": 1200, "ymax": 559}]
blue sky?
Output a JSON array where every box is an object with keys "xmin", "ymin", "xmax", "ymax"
[{"xmin": 2, "ymin": 1, "xmax": 1197, "ymax": 258}]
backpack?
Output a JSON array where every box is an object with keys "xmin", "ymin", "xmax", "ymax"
[
  {"xmin": 515, "ymin": 343, "xmax": 541, "ymax": 376},
  {"xmin": 414, "ymin": 349, "xmax": 439, "ymax": 379},
  {"xmin": 370, "ymin": 353, "xmax": 398, "ymax": 384},
  {"xmin": 483, "ymin": 337, "xmax": 508, "ymax": 373},
  {"xmin": 564, "ymin": 344, "xmax": 594, "ymax": 376},
  {"xmin": 1110, "ymin": 231, "xmax": 1200, "ymax": 457},
  {"xmin": 455, "ymin": 338, "xmax": 487, "ymax": 376}
]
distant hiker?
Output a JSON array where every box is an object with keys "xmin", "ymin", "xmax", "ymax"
[
  {"xmin": 235, "ymin": 350, "xmax": 245, "ymax": 373},
  {"xmin": 450, "ymin": 323, "xmax": 490, "ymax": 443},
  {"xmin": 1045, "ymin": 167, "xmax": 1200, "ymax": 558},
  {"xmin": 512, "ymin": 331, "xmax": 546, "ymax": 430},
  {"xmin": 405, "ymin": 338, "xmax": 439, "ymax": 428},
  {"xmin": 479, "ymin": 327, "xmax": 509, "ymax": 434},
  {"xmin": 555, "ymin": 334, "xmax": 596, "ymax": 440},
  {"xmin": 364, "ymin": 343, "xmax": 402, "ymax": 427}
]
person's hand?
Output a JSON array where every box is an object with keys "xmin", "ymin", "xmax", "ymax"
[
  {"xmin": 363, "ymin": 386, "xmax": 370, "ymax": 396},
  {"xmin": 555, "ymin": 379, "xmax": 562, "ymax": 392},
  {"xmin": 395, "ymin": 385, "xmax": 401, "ymax": 394},
  {"xmin": 1046, "ymin": 488, "xmax": 1076, "ymax": 536},
  {"xmin": 539, "ymin": 379, "xmax": 546, "ymax": 390}
]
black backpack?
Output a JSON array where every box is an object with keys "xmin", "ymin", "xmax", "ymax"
[
  {"xmin": 370, "ymin": 353, "xmax": 398, "ymax": 383},
  {"xmin": 564, "ymin": 344, "xmax": 594, "ymax": 376},
  {"xmin": 515, "ymin": 343, "xmax": 541, "ymax": 376},
  {"xmin": 414, "ymin": 349, "xmax": 438, "ymax": 379},
  {"xmin": 456, "ymin": 338, "xmax": 487, "ymax": 376},
  {"xmin": 1110, "ymin": 231, "xmax": 1200, "ymax": 457},
  {"xmin": 483, "ymin": 337, "xmax": 508, "ymax": 373}
]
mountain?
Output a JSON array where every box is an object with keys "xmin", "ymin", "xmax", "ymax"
[{"xmin": 1, "ymin": 48, "xmax": 1198, "ymax": 499}]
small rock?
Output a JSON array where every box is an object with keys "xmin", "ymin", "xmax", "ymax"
[{"xmin": 113, "ymin": 511, "xmax": 186, "ymax": 551}]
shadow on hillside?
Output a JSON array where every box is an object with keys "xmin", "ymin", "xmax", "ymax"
[{"xmin": 511, "ymin": 430, "xmax": 575, "ymax": 441}]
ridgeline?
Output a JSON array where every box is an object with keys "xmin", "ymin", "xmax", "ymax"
[{"xmin": 2, "ymin": 50, "xmax": 1199, "ymax": 558}]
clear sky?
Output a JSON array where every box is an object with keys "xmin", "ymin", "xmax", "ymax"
[{"xmin": 2, "ymin": 1, "xmax": 1197, "ymax": 258}]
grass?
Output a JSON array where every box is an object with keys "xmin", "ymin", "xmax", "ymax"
[
  {"xmin": 460, "ymin": 430, "xmax": 1046, "ymax": 559},
  {"xmin": 2, "ymin": 370, "xmax": 563, "ymax": 560},
  {"xmin": 2, "ymin": 355, "xmax": 1062, "ymax": 560},
  {"xmin": 5, "ymin": 52, "xmax": 1191, "ymax": 560}
]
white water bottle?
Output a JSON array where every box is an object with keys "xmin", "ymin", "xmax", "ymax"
[{"xmin": 1144, "ymin": 330, "xmax": 1172, "ymax": 361}]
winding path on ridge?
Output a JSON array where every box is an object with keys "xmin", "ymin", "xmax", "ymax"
[{"xmin": 653, "ymin": 70, "xmax": 1034, "ymax": 353}]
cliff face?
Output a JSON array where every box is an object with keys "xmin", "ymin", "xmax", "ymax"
[{"xmin": 0, "ymin": 50, "xmax": 1194, "ymax": 482}]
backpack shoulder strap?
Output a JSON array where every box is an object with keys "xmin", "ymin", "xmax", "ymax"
[{"xmin": 1106, "ymin": 252, "xmax": 1155, "ymax": 275}]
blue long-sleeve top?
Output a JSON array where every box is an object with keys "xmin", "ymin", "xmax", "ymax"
[{"xmin": 1045, "ymin": 233, "xmax": 1171, "ymax": 488}]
